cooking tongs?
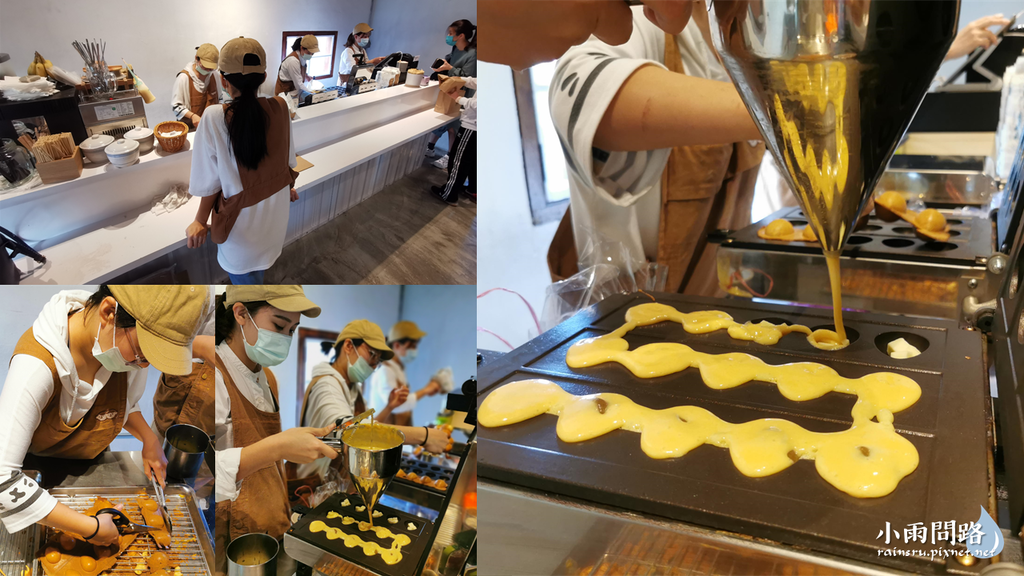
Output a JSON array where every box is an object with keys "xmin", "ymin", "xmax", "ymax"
[
  {"xmin": 151, "ymin": 475, "xmax": 174, "ymax": 535},
  {"xmin": 93, "ymin": 508, "xmax": 167, "ymax": 548}
]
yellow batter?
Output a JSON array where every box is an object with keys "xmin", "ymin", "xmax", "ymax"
[
  {"xmin": 309, "ymin": 519, "xmax": 410, "ymax": 565},
  {"xmin": 479, "ymin": 379, "xmax": 919, "ymax": 498}
]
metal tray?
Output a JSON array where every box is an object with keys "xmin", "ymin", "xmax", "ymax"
[
  {"xmin": 724, "ymin": 206, "xmax": 991, "ymax": 265},
  {"xmin": 478, "ymin": 293, "xmax": 992, "ymax": 574},
  {"xmin": 393, "ymin": 456, "xmax": 454, "ymax": 494},
  {"xmin": 32, "ymin": 485, "xmax": 214, "ymax": 575},
  {"xmin": 287, "ymin": 492, "xmax": 433, "ymax": 576}
]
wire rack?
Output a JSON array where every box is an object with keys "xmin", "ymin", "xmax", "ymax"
[{"xmin": 0, "ymin": 488, "xmax": 212, "ymax": 576}]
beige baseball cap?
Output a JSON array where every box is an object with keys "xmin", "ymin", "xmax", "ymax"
[
  {"xmin": 195, "ymin": 43, "xmax": 219, "ymax": 70},
  {"xmin": 224, "ymin": 285, "xmax": 321, "ymax": 318},
  {"xmin": 388, "ymin": 320, "xmax": 426, "ymax": 342},
  {"xmin": 108, "ymin": 285, "xmax": 210, "ymax": 376},
  {"xmin": 336, "ymin": 319, "xmax": 393, "ymax": 360},
  {"xmin": 218, "ymin": 36, "xmax": 267, "ymax": 75},
  {"xmin": 354, "ymin": 23, "xmax": 373, "ymax": 34},
  {"xmin": 300, "ymin": 34, "xmax": 320, "ymax": 54}
]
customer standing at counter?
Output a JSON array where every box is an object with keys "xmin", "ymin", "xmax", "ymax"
[
  {"xmin": 0, "ymin": 285, "xmax": 208, "ymax": 545},
  {"xmin": 275, "ymin": 34, "xmax": 320, "ymax": 100},
  {"xmin": 292, "ymin": 319, "xmax": 452, "ymax": 487},
  {"xmin": 431, "ymin": 75, "xmax": 477, "ymax": 205},
  {"xmin": 214, "ymin": 285, "xmax": 337, "ymax": 573},
  {"xmin": 185, "ymin": 36, "xmax": 299, "ymax": 286},
  {"xmin": 547, "ymin": 3, "xmax": 764, "ymax": 296},
  {"xmin": 365, "ymin": 321, "xmax": 445, "ymax": 426},
  {"xmin": 338, "ymin": 23, "xmax": 385, "ymax": 88},
  {"xmin": 426, "ymin": 19, "xmax": 477, "ymax": 162},
  {"xmin": 171, "ymin": 43, "xmax": 223, "ymax": 131}
]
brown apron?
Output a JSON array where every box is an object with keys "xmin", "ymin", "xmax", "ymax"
[
  {"xmin": 209, "ymin": 96, "xmax": 299, "ymax": 244},
  {"xmin": 152, "ymin": 361, "xmax": 214, "ymax": 437},
  {"xmin": 274, "ymin": 52, "xmax": 308, "ymax": 96},
  {"xmin": 285, "ymin": 373, "xmax": 365, "ymax": 500},
  {"xmin": 177, "ymin": 68, "xmax": 219, "ymax": 131},
  {"xmin": 12, "ymin": 327, "xmax": 127, "ymax": 460},
  {"xmin": 214, "ymin": 353, "xmax": 289, "ymax": 574},
  {"xmin": 547, "ymin": 33, "xmax": 764, "ymax": 296}
]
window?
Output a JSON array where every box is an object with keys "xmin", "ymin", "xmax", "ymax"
[
  {"xmin": 282, "ymin": 31, "xmax": 338, "ymax": 81},
  {"xmin": 514, "ymin": 62, "xmax": 570, "ymax": 225},
  {"xmin": 294, "ymin": 327, "xmax": 339, "ymax": 425}
]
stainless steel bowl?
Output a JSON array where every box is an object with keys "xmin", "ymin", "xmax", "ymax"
[
  {"xmin": 227, "ymin": 533, "xmax": 278, "ymax": 576},
  {"xmin": 341, "ymin": 425, "xmax": 405, "ymax": 513},
  {"xmin": 163, "ymin": 423, "xmax": 209, "ymax": 481}
]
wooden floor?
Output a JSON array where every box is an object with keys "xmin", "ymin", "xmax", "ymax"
[{"xmin": 265, "ymin": 160, "xmax": 477, "ymax": 285}]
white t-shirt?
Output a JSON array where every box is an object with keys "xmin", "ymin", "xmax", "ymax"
[
  {"xmin": 0, "ymin": 291, "xmax": 148, "ymax": 532},
  {"xmin": 339, "ymin": 45, "xmax": 368, "ymax": 77},
  {"xmin": 295, "ymin": 362, "xmax": 362, "ymax": 481},
  {"xmin": 188, "ymin": 102, "xmax": 297, "ymax": 275},
  {"xmin": 366, "ymin": 358, "xmax": 417, "ymax": 416},
  {"xmin": 170, "ymin": 63, "xmax": 229, "ymax": 120},
  {"xmin": 278, "ymin": 54, "xmax": 310, "ymax": 98},
  {"xmin": 549, "ymin": 7, "xmax": 737, "ymax": 270},
  {"xmin": 214, "ymin": 342, "xmax": 277, "ymax": 503}
]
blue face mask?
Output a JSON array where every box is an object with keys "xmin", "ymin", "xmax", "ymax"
[
  {"xmin": 358, "ymin": 37, "xmax": 369, "ymax": 48},
  {"xmin": 445, "ymin": 35, "xmax": 457, "ymax": 47},
  {"xmin": 239, "ymin": 310, "xmax": 292, "ymax": 367},
  {"xmin": 402, "ymin": 348, "xmax": 418, "ymax": 363},
  {"xmin": 346, "ymin": 346, "xmax": 376, "ymax": 383}
]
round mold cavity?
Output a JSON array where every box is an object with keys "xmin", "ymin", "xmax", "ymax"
[
  {"xmin": 874, "ymin": 332, "xmax": 930, "ymax": 358},
  {"xmin": 846, "ymin": 236, "xmax": 871, "ymax": 245},
  {"xmin": 917, "ymin": 242, "xmax": 957, "ymax": 252},
  {"xmin": 946, "ymin": 219, "xmax": 963, "ymax": 225},
  {"xmin": 810, "ymin": 325, "xmax": 860, "ymax": 346},
  {"xmin": 892, "ymin": 227, "xmax": 916, "ymax": 235},
  {"xmin": 793, "ymin": 211, "xmax": 805, "ymax": 218},
  {"xmin": 859, "ymin": 224, "xmax": 883, "ymax": 232},
  {"xmin": 430, "ymin": 465, "xmax": 442, "ymax": 471},
  {"xmin": 882, "ymin": 238, "xmax": 916, "ymax": 249},
  {"xmin": 787, "ymin": 219, "xmax": 808, "ymax": 227}
]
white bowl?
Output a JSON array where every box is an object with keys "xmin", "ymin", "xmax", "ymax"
[
  {"xmin": 79, "ymin": 134, "xmax": 114, "ymax": 164},
  {"xmin": 124, "ymin": 127, "xmax": 154, "ymax": 154},
  {"xmin": 105, "ymin": 138, "xmax": 139, "ymax": 168}
]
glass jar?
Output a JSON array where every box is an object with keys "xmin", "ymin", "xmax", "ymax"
[{"xmin": 0, "ymin": 138, "xmax": 36, "ymax": 189}]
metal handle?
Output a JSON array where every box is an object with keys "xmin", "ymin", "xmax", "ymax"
[{"xmin": 94, "ymin": 507, "xmax": 130, "ymax": 528}]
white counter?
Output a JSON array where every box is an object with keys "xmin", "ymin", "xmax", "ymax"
[{"xmin": 5, "ymin": 82, "xmax": 456, "ymax": 284}]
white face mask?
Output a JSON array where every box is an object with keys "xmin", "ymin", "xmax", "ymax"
[
  {"xmin": 91, "ymin": 303, "xmax": 143, "ymax": 373},
  {"xmin": 346, "ymin": 346, "xmax": 376, "ymax": 383},
  {"xmin": 403, "ymin": 348, "xmax": 418, "ymax": 363},
  {"xmin": 301, "ymin": 53, "xmax": 313, "ymax": 62}
]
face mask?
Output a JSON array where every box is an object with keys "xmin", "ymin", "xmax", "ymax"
[
  {"xmin": 346, "ymin": 347, "xmax": 376, "ymax": 383},
  {"xmin": 301, "ymin": 53, "xmax": 313, "ymax": 62},
  {"xmin": 92, "ymin": 303, "xmax": 143, "ymax": 373},
  {"xmin": 403, "ymin": 348, "xmax": 418, "ymax": 363},
  {"xmin": 445, "ymin": 35, "xmax": 457, "ymax": 47},
  {"xmin": 196, "ymin": 64, "xmax": 212, "ymax": 76},
  {"xmin": 239, "ymin": 310, "xmax": 292, "ymax": 367},
  {"xmin": 358, "ymin": 38, "xmax": 369, "ymax": 48}
]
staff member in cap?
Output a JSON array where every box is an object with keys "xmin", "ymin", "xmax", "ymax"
[
  {"xmin": 276, "ymin": 34, "xmax": 320, "ymax": 100},
  {"xmin": 214, "ymin": 286, "xmax": 338, "ymax": 572},
  {"xmin": 171, "ymin": 43, "xmax": 224, "ymax": 131},
  {"xmin": 426, "ymin": 19, "xmax": 477, "ymax": 161},
  {"xmin": 365, "ymin": 321, "xmax": 445, "ymax": 426},
  {"xmin": 0, "ymin": 284, "xmax": 208, "ymax": 545},
  {"xmin": 293, "ymin": 319, "xmax": 452, "ymax": 487},
  {"xmin": 185, "ymin": 36, "xmax": 299, "ymax": 285},
  {"xmin": 338, "ymin": 23, "xmax": 385, "ymax": 88}
]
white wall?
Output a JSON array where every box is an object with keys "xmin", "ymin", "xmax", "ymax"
[
  {"xmin": 399, "ymin": 285, "xmax": 478, "ymax": 425},
  {"xmin": 367, "ymin": 0, "xmax": 476, "ymax": 73},
  {"xmin": 477, "ymin": 62, "xmax": 559, "ymax": 352},
  {"xmin": 0, "ymin": 0, "xmax": 372, "ymax": 126}
]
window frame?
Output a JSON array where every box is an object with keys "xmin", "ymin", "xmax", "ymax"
[
  {"xmin": 513, "ymin": 68, "xmax": 569, "ymax": 226},
  {"xmin": 281, "ymin": 31, "xmax": 339, "ymax": 81}
]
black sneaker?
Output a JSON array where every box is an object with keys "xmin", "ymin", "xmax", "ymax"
[{"xmin": 430, "ymin": 186, "xmax": 457, "ymax": 206}]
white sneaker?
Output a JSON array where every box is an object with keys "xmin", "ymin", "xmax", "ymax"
[
  {"xmin": 425, "ymin": 145, "xmax": 437, "ymax": 157},
  {"xmin": 431, "ymin": 155, "xmax": 448, "ymax": 170}
]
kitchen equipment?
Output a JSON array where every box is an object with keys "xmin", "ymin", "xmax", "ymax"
[
  {"xmin": 104, "ymin": 138, "xmax": 139, "ymax": 168},
  {"xmin": 163, "ymin": 423, "xmax": 209, "ymax": 481},
  {"xmin": 394, "ymin": 455, "xmax": 455, "ymax": 493},
  {"xmin": 78, "ymin": 93, "xmax": 148, "ymax": 139},
  {"xmin": 308, "ymin": 88, "xmax": 339, "ymax": 105},
  {"xmin": 78, "ymin": 133, "xmax": 113, "ymax": 164},
  {"xmin": 95, "ymin": 507, "xmax": 163, "ymax": 537},
  {"xmin": 151, "ymin": 475, "xmax": 173, "ymax": 536},
  {"xmin": 876, "ymin": 165, "xmax": 999, "ymax": 207},
  {"xmin": 0, "ymin": 87, "xmax": 88, "ymax": 144},
  {"xmin": 154, "ymin": 121, "xmax": 188, "ymax": 153},
  {"xmin": 28, "ymin": 485, "xmax": 214, "ymax": 575},
  {"xmin": 226, "ymin": 533, "xmax": 278, "ymax": 576},
  {"xmin": 710, "ymin": 2, "xmax": 959, "ymax": 254},
  {"xmin": 123, "ymin": 126, "xmax": 153, "ymax": 154},
  {"xmin": 342, "ymin": 424, "xmax": 404, "ymax": 515},
  {"xmin": 0, "ymin": 138, "xmax": 36, "ymax": 186},
  {"xmin": 477, "ymin": 292, "xmax": 991, "ymax": 574}
]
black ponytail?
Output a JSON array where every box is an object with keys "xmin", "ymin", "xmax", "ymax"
[
  {"xmin": 322, "ymin": 338, "xmax": 365, "ymax": 364},
  {"xmin": 344, "ymin": 33, "xmax": 357, "ymax": 49},
  {"xmin": 291, "ymin": 37, "xmax": 303, "ymax": 52},
  {"xmin": 223, "ymin": 69, "xmax": 269, "ymax": 171},
  {"xmin": 450, "ymin": 19, "xmax": 476, "ymax": 50},
  {"xmin": 85, "ymin": 284, "xmax": 137, "ymax": 328},
  {"xmin": 215, "ymin": 294, "xmax": 270, "ymax": 345}
]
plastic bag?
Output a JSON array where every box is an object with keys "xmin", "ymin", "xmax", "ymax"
[
  {"xmin": 309, "ymin": 466, "xmax": 349, "ymax": 509},
  {"xmin": 432, "ymin": 367, "xmax": 455, "ymax": 393}
]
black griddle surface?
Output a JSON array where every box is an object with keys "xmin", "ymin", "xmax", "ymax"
[
  {"xmin": 287, "ymin": 492, "xmax": 432, "ymax": 576},
  {"xmin": 478, "ymin": 293, "xmax": 991, "ymax": 574},
  {"xmin": 725, "ymin": 206, "xmax": 990, "ymax": 265}
]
